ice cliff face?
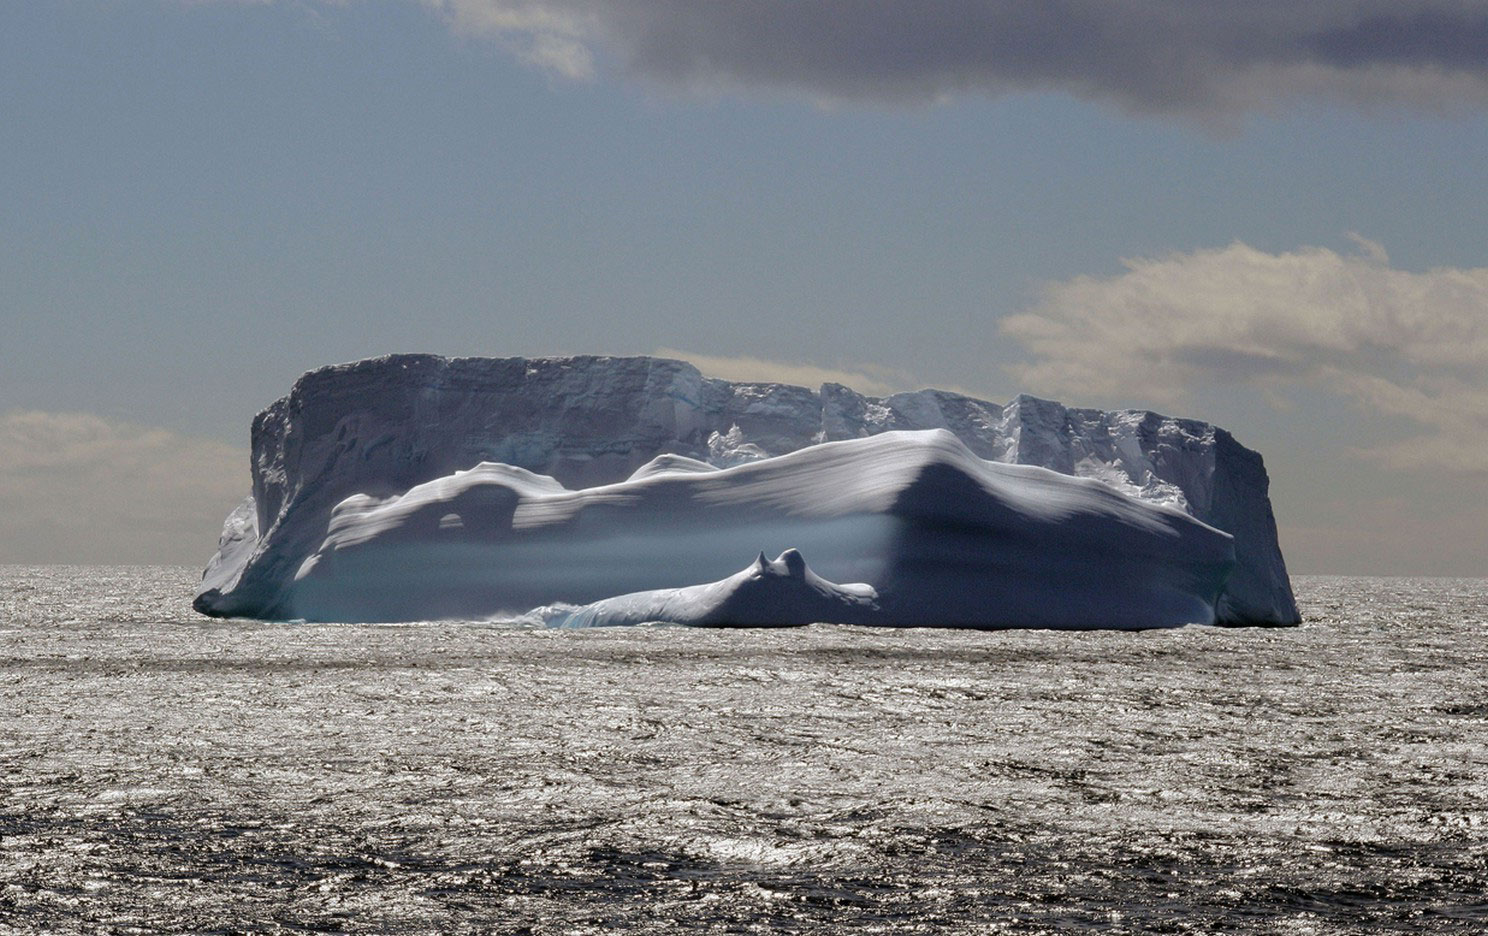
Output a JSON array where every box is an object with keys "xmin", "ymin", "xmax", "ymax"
[{"xmin": 196, "ymin": 353, "xmax": 1298, "ymax": 626}]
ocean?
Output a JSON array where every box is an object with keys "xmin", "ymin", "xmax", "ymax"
[{"xmin": 2, "ymin": 567, "xmax": 1485, "ymax": 933}]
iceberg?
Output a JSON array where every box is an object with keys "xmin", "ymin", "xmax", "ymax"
[{"xmin": 195, "ymin": 354, "xmax": 1299, "ymax": 628}]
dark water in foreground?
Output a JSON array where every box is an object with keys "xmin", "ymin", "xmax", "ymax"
[{"xmin": 2, "ymin": 568, "xmax": 1485, "ymax": 934}]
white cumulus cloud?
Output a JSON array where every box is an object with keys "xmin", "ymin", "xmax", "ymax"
[
  {"xmin": 1001, "ymin": 239, "xmax": 1488, "ymax": 474},
  {"xmin": 421, "ymin": 0, "xmax": 597, "ymax": 78}
]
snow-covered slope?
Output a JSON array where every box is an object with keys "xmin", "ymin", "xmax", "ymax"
[
  {"xmin": 196, "ymin": 354, "xmax": 1298, "ymax": 626},
  {"xmin": 213, "ymin": 429, "xmax": 1236, "ymax": 627}
]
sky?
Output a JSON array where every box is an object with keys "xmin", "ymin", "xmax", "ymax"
[{"xmin": 2, "ymin": 0, "xmax": 1486, "ymax": 575}]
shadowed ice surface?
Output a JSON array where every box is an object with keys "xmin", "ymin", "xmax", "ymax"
[{"xmin": 3, "ymin": 567, "xmax": 1485, "ymax": 933}]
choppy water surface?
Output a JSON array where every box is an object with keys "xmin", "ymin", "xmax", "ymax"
[{"xmin": 2, "ymin": 568, "xmax": 1485, "ymax": 934}]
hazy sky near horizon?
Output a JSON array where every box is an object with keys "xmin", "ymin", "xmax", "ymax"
[{"xmin": 2, "ymin": 1, "xmax": 1486, "ymax": 575}]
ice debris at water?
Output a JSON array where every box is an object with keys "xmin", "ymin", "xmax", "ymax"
[
  {"xmin": 534, "ymin": 549, "xmax": 880, "ymax": 629},
  {"xmin": 195, "ymin": 354, "xmax": 1298, "ymax": 627}
]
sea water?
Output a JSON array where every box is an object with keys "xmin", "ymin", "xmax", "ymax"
[{"xmin": 2, "ymin": 567, "xmax": 1485, "ymax": 933}]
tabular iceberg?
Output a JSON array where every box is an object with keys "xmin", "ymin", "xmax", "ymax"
[{"xmin": 195, "ymin": 354, "xmax": 1299, "ymax": 628}]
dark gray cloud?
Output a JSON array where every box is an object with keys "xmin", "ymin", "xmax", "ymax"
[
  {"xmin": 426, "ymin": 0, "xmax": 1488, "ymax": 113},
  {"xmin": 1307, "ymin": 10, "xmax": 1488, "ymax": 70}
]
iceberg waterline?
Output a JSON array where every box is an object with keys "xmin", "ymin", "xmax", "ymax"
[{"xmin": 195, "ymin": 354, "xmax": 1298, "ymax": 628}]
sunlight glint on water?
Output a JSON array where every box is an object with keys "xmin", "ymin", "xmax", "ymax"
[{"xmin": 2, "ymin": 567, "xmax": 1485, "ymax": 933}]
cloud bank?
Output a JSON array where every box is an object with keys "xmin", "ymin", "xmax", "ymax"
[
  {"xmin": 1002, "ymin": 238, "xmax": 1488, "ymax": 474},
  {"xmin": 654, "ymin": 348, "xmax": 920, "ymax": 397},
  {"xmin": 0, "ymin": 411, "xmax": 247, "ymax": 564},
  {"xmin": 412, "ymin": 0, "xmax": 1488, "ymax": 115}
]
